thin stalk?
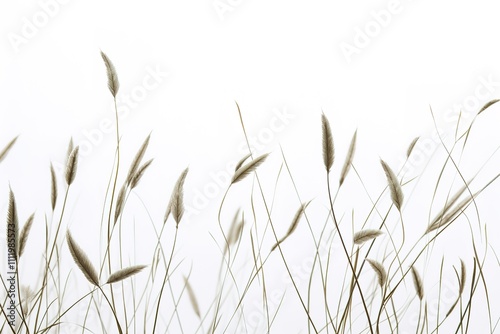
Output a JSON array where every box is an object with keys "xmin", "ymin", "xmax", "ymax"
[
  {"xmin": 106, "ymin": 97, "xmax": 121, "ymax": 311},
  {"xmin": 151, "ymin": 227, "xmax": 179, "ymax": 333},
  {"xmin": 326, "ymin": 173, "xmax": 374, "ymax": 334}
]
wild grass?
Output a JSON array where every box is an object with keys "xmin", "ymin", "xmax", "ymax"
[{"xmin": 1, "ymin": 53, "xmax": 500, "ymax": 333}]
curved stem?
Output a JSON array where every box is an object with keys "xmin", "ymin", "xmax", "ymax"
[
  {"xmin": 98, "ymin": 285, "xmax": 123, "ymax": 334},
  {"xmin": 326, "ymin": 172, "xmax": 374, "ymax": 334},
  {"xmin": 152, "ymin": 226, "xmax": 179, "ymax": 332}
]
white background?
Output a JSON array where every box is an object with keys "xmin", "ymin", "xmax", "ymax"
[{"xmin": 2, "ymin": 0, "xmax": 500, "ymax": 333}]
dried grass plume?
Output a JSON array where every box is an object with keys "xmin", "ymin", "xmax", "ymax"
[
  {"xmin": 353, "ymin": 229, "xmax": 383, "ymax": 245},
  {"xmin": 232, "ymin": 153, "xmax": 269, "ymax": 184},
  {"xmin": 66, "ymin": 231, "xmax": 99, "ymax": 286},
  {"xmin": 107, "ymin": 265, "xmax": 147, "ymax": 284},
  {"xmin": 0, "ymin": 136, "xmax": 18, "ymax": 164},
  {"xmin": 367, "ymin": 259, "xmax": 387, "ymax": 288},
  {"xmin": 321, "ymin": 113, "xmax": 334, "ymax": 172},
  {"xmin": 164, "ymin": 168, "xmax": 189, "ymax": 226},
  {"xmin": 411, "ymin": 266, "xmax": 424, "ymax": 300},
  {"xmin": 19, "ymin": 213, "xmax": 34, "ymax": 258},
  {"xmin": 65, "ymin": 146, "xmax": 80, "ymax": 186},
  {"xmin": 339, "ymin": 130, "xmax": 357, "ymax": 186},
  {"xmin": 380, "ymin": 159, "xmax": 403, "ymax": 211},
  {"xmin": 100, "ymin": 51, "xmax": 120, "ymax": 97}
]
